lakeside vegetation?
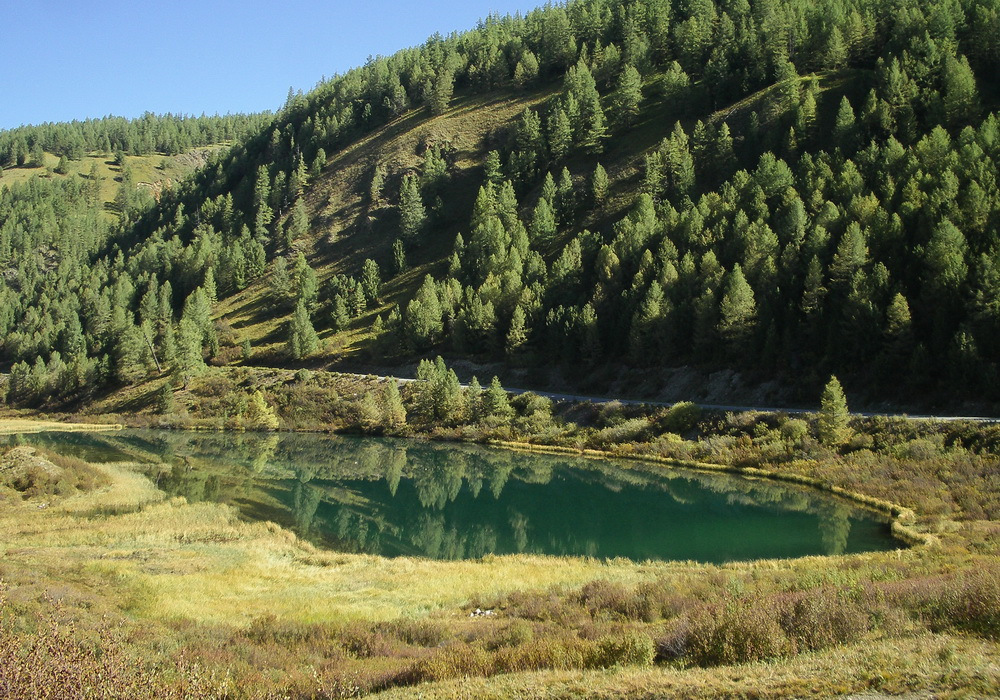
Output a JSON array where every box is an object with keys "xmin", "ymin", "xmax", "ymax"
[{"xmin": 1, "ymin": 384, "xmax": 998, "ymax": 697}]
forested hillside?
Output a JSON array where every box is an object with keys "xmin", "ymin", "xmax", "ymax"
[{"xmin": 4, "ymin": 0, "xmax": 1000, "ymax": 409}]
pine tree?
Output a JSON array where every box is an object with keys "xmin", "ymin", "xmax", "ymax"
[
  {"xmin": 505, "ymin": 304, "xmax": 529, "ymax": 358},
  {"xmin": 380, "ymin": 379, "xmax": 407, "ymax": 428},
  {"xmin": 591, "ymin": 163, "xmax": 609, "ymax": 204},
  {"xmin": 482, "ymin": 376, "xmax": 513, "ymax": 419},
  {"xmin": 175, "ymin": 318, "xmax": 206, "ymax": 381},
  {"xmin": 530, "ymin": 198, "xmax": 557, "ymax": 244},
  {"xmin": 818, "ymin": 375, "xmax": 852, "ymax": 446},
  {"xmin": 292, "ymin": 252, "xmax": 318, "ymax": 309},
  {"xmin": 514, "ymin": 50, "xmax": 539, "ymax": 86},
  {"xmin": 924, "ymin": 218, "xmax": 968, "ymax": 294},
  {"xmin": 285, "ymin": 198, "xmax": 309, "ymax": 247},
  {"xmin": 430, "ymin": 68, "xmax": 455, "ymax": 115},
  {"xmin": 614, "ymin": 64, "xmax": 643, "ymax": 127},
  {"xmin": 391, "ymin": 239, "xmax": 407, "ymax": 275},
  {"xmin": 404, "ymin": 275, "xmax": 443, "ymax": 349},
  {"xmin": 287, "ymin": 299, "xmax": 320, "ymax": 359},
  {"xmin": 330, "ymin": 294, "xmax": 350, "ymax": 332},
  {"xmin": 158, "ymin": 382, "xmax": 175, "ymax": 414},
  {"xmin": 245, "ymin": 390, "xmax": 280, "ymax": 430},
  {"xmin": 833, "ymin": 97, "xmax": 857, "ymax": 150},
  {"xmin": 941, "ymin": 54, "xmax": 980, "ymax": 126},
  {"xmin": 370, "ymin": 164, "xmax": 386, "ymax": 204},
  {"xmin": 548, "ymin": 108, "xmax": 572, "ymax": 162},
  {"xmin": 466, "ymin": 375, "xmax": 484, "ymax": 423},
  {"xmin": 399, "ymin": 174, "xmax": 426, "ymax": 241},
  {"xmin": 717, "ymin": 264, "xmax": 757, "ymax": 350},
  {"xmin": 360, "ymin": 258, "xmax": 381, "ymax": 306},
  {"xmin": 357, "ymin": 391, "xmax": 382, "ymax": 430}
]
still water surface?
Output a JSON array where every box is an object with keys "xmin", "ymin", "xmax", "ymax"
[{"xmin": 15, "ymin": 430, "xmax": 900, "ymax": 563}]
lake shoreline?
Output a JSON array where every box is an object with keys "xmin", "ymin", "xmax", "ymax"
[{"xmin": 10, "ymin": 410, "xmax": 930, "ymax": 551}]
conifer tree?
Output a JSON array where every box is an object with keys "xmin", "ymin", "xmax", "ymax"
[
  {"xmin": 505, "ymin": 304, "xmax": 529, "ymax": 359},
  {"xmin": 330, "ymin": 294, "xmax": 350, "ymax": 332},
  {"xmin": 591, "ymin": 163, "xmax": 609, "ymax": 204},
  {"xmin": 466, "ymin": 375, "xmax": 484, "ymax": 423},
  {"xmin": 833, "ymin": 97, "xmax": 857, "ymax": 150},
  {"xmin": 718, "ymin": 264, "xmax": 757, "ymax": 350},
  {"xmin": 245, "ymin": 390, "xmax": 280, "ymax": 430},
  {"xmin": 392, "ymin": 239, "xmax": 407, "ymax": 275},
  {"xmin": 380, "ymin": 379, "xmax": 407, "ymax": 428},
  {"xmin": 175, "ymin": 318, "xmax": 206, "ymax": 381},
  {"xmin": 482, "ymin": 376, "xmax": 514, "ymax": 419},
  {"xmin": 287, "ymin": 299, "xmax": 320, "ymax": 359},
  {"xmin": 360, "ymin": 258, "xmax": 381, "ymax": 306},
  {"xmin": 530, "ymin": 198, "xmax": 557, "ymax": 244},
  {"xmin": 292, "ymin": 252, "xmax": 318, "ymax": 309},
  {"xmin": 818, "ymin": 375, "xmax": 852, "ymax": 446},
  {"xmin": 158, "ymin": 382, "xmax": 175, "ymax": 414},
  {"xmin": 399, "ymin": 174, "xmax": 426, "ymax": 241},
  {"xmin": 614, "ymin": 64, "xmax": 643, "ymax": 127}
]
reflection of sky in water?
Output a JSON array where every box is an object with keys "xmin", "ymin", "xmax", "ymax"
[{"xmin": 14, "ymin": 431, "xmax": 899, "ymax": 563}]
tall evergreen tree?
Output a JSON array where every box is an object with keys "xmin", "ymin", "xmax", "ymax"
[
  {"xmin": 818, "ymin": 375, "xmax": 852, "ymax": 446},
  {"xmin": 287, "ymin": 299, "xmax": 320, "ymax": 359}
]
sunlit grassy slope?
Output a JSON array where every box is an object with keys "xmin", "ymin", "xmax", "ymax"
[{"xmin": 0, "ymin": 146, "xmax": 226, "ymax": 219}]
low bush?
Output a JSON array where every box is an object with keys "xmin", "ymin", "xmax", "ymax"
[
  {"xmin": 685, "ymin": 601, "xmax": 790, "ymax": 666},
  {"xmin": 587, "ymin": 631, "xmax": 655, "ymax": 668},
  {"xmin": 661, "ymin": 402, "xmax": 702, "ymax": 434}
]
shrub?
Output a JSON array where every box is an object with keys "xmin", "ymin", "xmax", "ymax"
[
  {"xmin": 492, "ymin": 636, "xmax": 588, "ymax": 674},
  {"xmin": 408, "ymin": 642, "xmax": 491, "ymax": 682},
  {"xmin": 685, "ymin": 601, "xmax": 790, "ymax": 666},
  {"xmin": 482, "ymin": 619, "xmax": 534, "ymax": 649},
  {"xmin": 776, "ymin": 588, "xmax": 870, "ymax": 652},
  {"xmin": 589, "ymin": 418, "xmax": 651, "ymax": 447},
  {"xmin": 780, "ymin": 418, "xmax": 810, "ymax": 445},
  {"xmin": 924, "ymin": 568, "xmax": 1000, "ymax": 639},
  {"xmin": 655, "ymin": 617, "xmax": 690, "ymax": 662},
  {"xmin": 587, "ymin": 631, "xmax": 655, "ymax": 668},
  {"xmin": 662, "ymin": 401, "xmax": 702, "ymax": 433},
  {"xmin": 381, "ymin": 618, "xmax": 449, "ymax": 647}
]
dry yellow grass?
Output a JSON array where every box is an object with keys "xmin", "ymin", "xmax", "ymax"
[
  {"xmin": 368, "ymin": 633, "xmax": 1000, "ymax": 699},
  {"xmin": 0, "ymin": 417, "xmax": 124, "ymax": 434}
]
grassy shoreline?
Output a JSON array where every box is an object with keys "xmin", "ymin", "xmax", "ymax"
[
  {"xmin": 2, "ymin": 383, "xmax": 998, "ymax": 697},
  {"xmin": 0, "ymin": 417, "xmax": 124, "ymax": 435}
]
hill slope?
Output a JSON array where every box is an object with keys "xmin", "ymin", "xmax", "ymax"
[{"xmin": 4, "ymin": 0, "xmax": 1000, "ymax": 412}]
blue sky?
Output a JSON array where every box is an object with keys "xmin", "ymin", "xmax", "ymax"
[{"xmin": 2, "ymin": 0, "xmax": 543, "ymax": 130}]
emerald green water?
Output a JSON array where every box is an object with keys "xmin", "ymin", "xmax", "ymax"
[{"xmin": 15, "ymin": 430, "xmax": 900, "ymax": 562}]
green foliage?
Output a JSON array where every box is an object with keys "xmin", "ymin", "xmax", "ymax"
[
  {"xmin": 591, "ymin": 162, "xmax": 608, "ymax": 204},
  {"xmin": 415, "ymin": 356, "xmax": 462, "ymax": 423},
  {"xmin": 662, "ymin": 402, "xmax": 701, "ymax": 433},
  {"xmin": 818, "ymin": 376, "xmax": 852, "ymax": 447},
  {"xmin": 613, "ymin": 64, "xmax": 643, "ymax": 127},
  {"xmin": 481, "ymin": 376, "xmax": 514, "ymax": 420},
  {"xmin": 380, "ymin": 379, "xmax": 407, "ymax": 428},
  {"xmin": 398, "ymin": 174, "xmax": 426, "ymax": 241},
  {"xmin": 8, "ymin": 0, "xmax": 1000, "ymax": 409},
  {"xmin": 158, "ymin": 383, "xmax": 175, "ymax": 414},
  {"xmin": 244, "ymin": 390, "xmax": 280, "ymax": 430},
  {"xmin": 360, "ymin": 258, "xmax": 381, "ymax": 306},
  {"xmin": 287, "ymin": 300, "xmax": 320, "ymax": 360}
]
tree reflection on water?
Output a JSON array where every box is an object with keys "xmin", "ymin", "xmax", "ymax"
[{"xmin": 24, "ymin": 430, "xmax": 898, "ymax": 563}]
